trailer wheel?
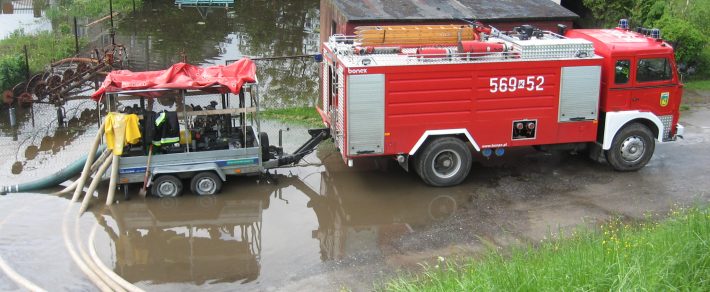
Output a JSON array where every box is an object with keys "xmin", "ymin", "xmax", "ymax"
[
  {"xmin": 151, "ymin": 175, "xmax": 183, "ymax": 198},
  {"xmin": 606, "ymin": 123, "xmax": 655, "ymax": 171},
  {"xmin": 259, "ymin": 132, "xmax": 271, "ymax": 161},
  {"xmin": 190, "ymin": 172, "xmax": 222, "ymax": 196},
  {"xmin": 415, "ymin": 137, "xmax": 472, "ymax": 187}
]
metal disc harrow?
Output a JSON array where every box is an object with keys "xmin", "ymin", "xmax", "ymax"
[{"xmin": 2, "ymin": 44, "xmax": 128, "ymax": 107}]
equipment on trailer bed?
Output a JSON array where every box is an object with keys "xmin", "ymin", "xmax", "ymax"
[
  {"xmin": 93, "ymin": 60, "xmax": 329, "ymax": 198},
  {"xmin": 318, "ymin": 21, "xmax": 684, "ymax": 186}
]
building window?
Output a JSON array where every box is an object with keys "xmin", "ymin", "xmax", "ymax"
[
  {"xmin": 331, "ymin": 21, "xmax": 337, "ymax": 36},
  {"xmin": 615, "ymin": 60, "xmax": 630, "ymax": 84},
  {"xmin": 637, "ymin": 58, "xmax": 672, "ymax": 82}
]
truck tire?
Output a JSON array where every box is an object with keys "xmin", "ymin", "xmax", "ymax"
[
  {"xmin": 259, "ymin": 132, "xmax": 270, "ymax": 161},
  {"xmin": 190, "ymin": 171, "xmax": 222, "ymax": 196},
  {"xmin": 606, "ymin": 123, "xmax": 655, "ymax": 171},
  {"xmin": 152, "ymin": 175, "xmax": 183, "ymax": 198},
  {"xmin": 415, "ymin": 137, "xmax": 472, "ymax": 187}
]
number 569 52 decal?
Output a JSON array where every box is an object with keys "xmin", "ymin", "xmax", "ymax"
[{"xmin": 489, "ymin": 76, "xmax": 545, "ymax": 93}]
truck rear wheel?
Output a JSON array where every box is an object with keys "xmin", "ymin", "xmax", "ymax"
[
  {"xmin": 152, "ymin": 175, "xmax": 183, "ymax": 198},
  {"xmin": 415, "ymin": 137, "xmax": 472, "ymax": 187},
  {"xmin": 606, "ymin": 123, "xmax": 655, "ymax": 171},
  {"xmin": 190, "ymin": 171, "xmax": 222, "ymax": 196}
]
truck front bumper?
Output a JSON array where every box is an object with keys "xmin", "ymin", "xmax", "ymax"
[{"xmin": 663, "ymin": 124, "xmax": 684, "ymax": 142}]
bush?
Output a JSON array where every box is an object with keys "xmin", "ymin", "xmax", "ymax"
[
  {"xmin": 0, "ymin": 54, "xmax": 26, "ymax": 93},
  {"xmin": 653, "ymin": 16, "xmax": 707, "ymax": 71}
]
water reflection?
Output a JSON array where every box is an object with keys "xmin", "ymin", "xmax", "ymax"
[
  {"xmin": 93, "ymin": 159, "xmax": 467, "ymax": 286},
  {"xmin": 96, "ymin": 196, "xmax": 264, "ymax": 284},
  {"xmin": 112, "ymin": 0, "xmax": 320, "ymax": 107},
  {"xmin": 2, "ymin": 104, "xmax": 98, "ymax": 175}
]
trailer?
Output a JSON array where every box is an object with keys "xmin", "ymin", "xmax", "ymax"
[
  {"xmin": 318, "ymin": 21, "xmax": 684, "ymax": 186},
  {"xmin": 93, "ymin": 60, "xmax": 329, "ymax": 197}
]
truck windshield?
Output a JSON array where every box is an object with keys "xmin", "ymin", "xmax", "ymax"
[{"xmin": 637, "ymin": 58, "xmax": 672, "ymax": 82}]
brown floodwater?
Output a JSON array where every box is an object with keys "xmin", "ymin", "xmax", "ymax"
[{"xmin": 2, "ymin": 1, "xmax": 710, "ymax": 291}]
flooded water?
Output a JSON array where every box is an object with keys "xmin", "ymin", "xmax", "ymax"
[
  {"xmin": 0, "ymin": 0, "xmax": 51, "ymax": 39},
  {"xmin": 2, "ymin": 1, "xmax": 710, "ymax": 291}
]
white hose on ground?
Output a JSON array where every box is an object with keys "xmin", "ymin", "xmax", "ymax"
[
  {"xmin": 54, "ymin": 149, "xmax": 112, "ymax": 196},
  {"xmin": 80, "ymin": 155, "xmax": 113, "ymax": 214},
  {"xmin": 105, "ymin": 155, "xmax": 120, "ymax": 206},
  {"xmin": 53, "ymin": 180, "xmax": 79, "ymax": 196},
  {"xmin": 0, "ymin": 197, "xmax": 51, "ymax": 292},
  {"xmin": 0, "ymin": 257, "xmax": 47, "ymax": 291},
  {"xmin": 88, "ymin": 223, "xmax": 144, "ymax": 292},
  {"xmin": 72, "ymin": 209, "xmax": 125, "ymax": 292},
  {"xmin": 62, "ymin": 205, "xmax": 113, "ymax": 291},
  {"xmin": 72, "ymin": 121, "xmax": 106, "ymax": 202}
]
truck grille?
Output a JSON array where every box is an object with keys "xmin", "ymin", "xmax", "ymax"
[{"xmin": 659, "ymin": 115, "xmax": 673, "ymax": 140}]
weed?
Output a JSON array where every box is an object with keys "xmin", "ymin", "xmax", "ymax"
[
  {"xmin": 382, "ymin": 206, "xmax": 710, "ymax": 291},
  {"xmin": 260, "ymin": 107, "xmax": 322, "ymax": 127}
]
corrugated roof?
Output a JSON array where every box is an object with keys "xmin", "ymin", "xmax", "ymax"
[{"xmin": 330, "ymin": 0, "xmax": 578, "ymax": 22}]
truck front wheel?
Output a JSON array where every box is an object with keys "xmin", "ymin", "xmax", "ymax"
[
  {"xmin": 415, "ymin": 137, "xmax": 472, "ymax": 187},
  {"xmin": 606, "ymin": 123, "xmax": 655, "ymax": 171}
]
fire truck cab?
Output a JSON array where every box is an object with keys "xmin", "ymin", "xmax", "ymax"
[{"xmin": 318, "ymin": 22, "xmax": 683, "ymax": 187}]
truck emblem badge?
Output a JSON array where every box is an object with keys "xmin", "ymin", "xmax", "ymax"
[{"xmin": 660, "ymin": 92, "xmax": 670, "ymax": 107}]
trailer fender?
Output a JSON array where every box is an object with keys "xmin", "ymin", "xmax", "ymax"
[
  {"xmin": 149, "ymin": 163, "xmax": 226, "ymax": 186},
  {"xmin": 602, "ymin": 111, "xmax": 664, "ymax": 150},
  {"xmin": 409, "ymin": 129, "xmax": 480, "ymax": 155}
]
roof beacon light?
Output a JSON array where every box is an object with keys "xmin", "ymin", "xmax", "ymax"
[
  {"xmin": 618, "ymin": 19, "xmax": 629, "ymax": 30},
  {"xmin": 650, "ymin": 28, "xmax": 661, "ymax": 40}
]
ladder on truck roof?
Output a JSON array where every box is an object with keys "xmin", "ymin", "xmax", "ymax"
[
  {"xmin": 175, "ymin": 0, "xmax": 234, "ymax": 8},
  {"xmin": 327, "ymin": 26, "xmax": 598, "ymax": 67},
  {"xmin": 355, "ymin": 25, "xmax": 479, "ymax": 46}
]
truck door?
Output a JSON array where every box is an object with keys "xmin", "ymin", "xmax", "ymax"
[
  {"xmin": 630, "ymin": 56, "xmax": 680, "ymax": 116},
  {"xmin": 607, "ymin": 59, "xmax": 633, "ymax": 111}
]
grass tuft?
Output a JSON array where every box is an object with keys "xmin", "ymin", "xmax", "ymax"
[
  {"xmin": 382, "ymin": 206, "xmax": 710, "ymax": 291},
  {"xmin": 260, "ymin": 106, "xmax": 323, "ymax": 127},
  {"xmin": 685, "ymin": 80, "xmax": 710, "ymax": 91}
]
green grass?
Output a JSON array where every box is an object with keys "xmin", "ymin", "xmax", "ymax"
[
  {"xmin": 0, "ymin": 30, "xmax": 82, "ymax": 74},
  {"xmin": 260, "ymin": 107, "xmax": 323, "ymax": 127},
  {"xmin": 45, "ymin": 0, "xmax": 142, "ymax": 21},
  {"xmin": 685, "ymin": 80, "xmax": 710, "ymax": 90},
  {"xmin": 383, "ymin": 206, "xmax": 710, "ymax": 291}
]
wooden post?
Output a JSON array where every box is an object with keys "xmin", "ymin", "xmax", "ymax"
[
  {"xmin": 22, "ymin": 45, "xmax": 30, "ymax": 79},
  {"xmin": 73, "ymin": 17, "xmax": 79, "ymax": 54}
]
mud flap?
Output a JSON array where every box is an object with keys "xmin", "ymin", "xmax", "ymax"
[{"xmin": 587, "ymin": 142, "xmax": 606, "ymax": 163}]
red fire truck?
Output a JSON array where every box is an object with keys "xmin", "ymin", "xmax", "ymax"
[{"xmin": 317, "ymin": 21, "xmax": 684, "ymax": 187}]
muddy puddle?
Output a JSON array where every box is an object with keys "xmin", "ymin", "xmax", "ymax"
[{"xmin": 2, "ymin": 0, "xmax": 710, "ymax": 290}]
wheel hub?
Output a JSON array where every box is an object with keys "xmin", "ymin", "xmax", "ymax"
[
  {"xmin": 620, "ymin": 136, "xmax": 645, "ymax": 163},
  {"xmin": 432, "ymin": 150, "xmax": 462, "ymax": 179},
  {"xmin": 197, "ymin": 178, "xmax": 216, "ymax": 194},
  {"xmin": 158, "ymin": 182, "xmax": 177, "ymax": 197}
]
